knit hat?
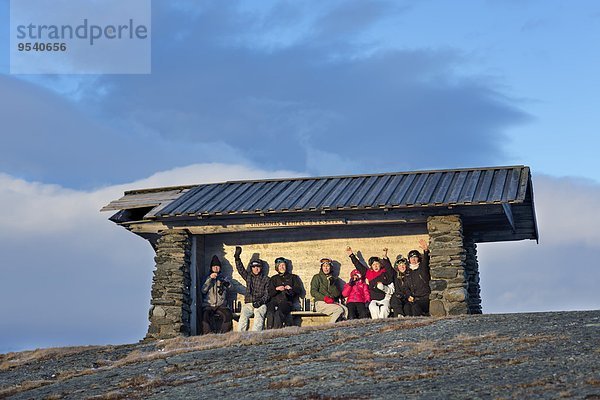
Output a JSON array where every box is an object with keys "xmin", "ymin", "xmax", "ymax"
[
  {"xmin": 368, "ymin": 256, "xmax": 380, "ymax": 266},
  {"xmin": 210, "ymin": 255, "xmax": 222, "ymax": 267},
  {"xmin": 408, "ymin": 250, "xmax": 421, "ymax": 259},
  {"xmin": 274, "ymin": 257, "xmax": 287, "ymax": 266},
  {"xmin": 320, "ymin": 258, "xmax": 332, "ymax": 274},
  {"xmin": 274, "ymin": 257, "xmax": 287, "ymax": 273},
  {"xmin": 394, "ymin": 257, "xmax": 408, "ymax": 268},
  {"xmin": 350, "ymin": 269, "xmax": 362, "ymax": 280}
]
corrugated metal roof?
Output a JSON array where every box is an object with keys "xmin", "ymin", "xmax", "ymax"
[
  {"xmin": 150, "ymin": 165, "xmax": 531, "ymax": 217},
  {"xmin": 100, "ymin": 186, "xmax": 193, "ymax": 212}
]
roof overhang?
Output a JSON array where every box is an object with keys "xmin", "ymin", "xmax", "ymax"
[{"xmin": 102, "ymin": 166, "xmax": 539, "ymax": 243}]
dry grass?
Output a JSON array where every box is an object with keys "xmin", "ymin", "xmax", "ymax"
[
  {"xmin": 271, "ymin": 350, "xmax": 310, "ymax": 361},
  {"xmin": 392, "ymin": 371, "xmax": 440, "ymax": 381},
  {"xmin": 162, "ymin": 364, "xmax": 182, "ymax": 374},
  {"xmin": 300, "ymin": 394, "xmax": 369, "ymax": 400},
  {"xmin": 587, "ymin": 378, "xmax": 600, "ymax": 387},
  {"xmin": 513, "ymin": 334, "xmax": 563, "ymax": 344},
  {"xmin": 118, "ymin": 374, "xmax": 165, "ymax": 390},
  {"xmin": 403, "ymin": 339, "xmax": 438, "ymax": 356},
  {"xmin": 2, "ymin": 317, "xmax": 427, "ymax": 383},
  {"xmin": 326, "ymin": 350, "xmax": 352, "ymax": 359},
  {"xmin": 268, "ymin": 376, "xmax": 307, "ymax": 389},
  {"xmin": 86, "ymin": 390, "xmax": 127, "ymax": 400},
  {"xmin": 515, "ymin": 377, "xmax": 554, "ymax": 389},
  {"xmin": 0, "ymin": 316, "xmax": 445, "ymax": 397},
  {"xmin": 0, "ymin": 345, "xmax": 103, "ymax": 371},
  {"xmin": 377, "ymin": 318, "xmax": 439, "ymax": 333},
  {"xmin": 0, "ymin": 379, "xmax": 54, "ymax": 398},
  {"xmin": 452, "ymin": 332, "xmax": 501, "ymax": 344}
]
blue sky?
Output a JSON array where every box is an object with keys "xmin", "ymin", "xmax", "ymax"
[{"xmin": 1, "ymin": 0, "xmax": 599, "ymax": 353}]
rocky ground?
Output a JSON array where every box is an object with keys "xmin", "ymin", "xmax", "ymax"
[{"xmin": 1, "ymin": 310, "xmax": 599, "ymax": 399}]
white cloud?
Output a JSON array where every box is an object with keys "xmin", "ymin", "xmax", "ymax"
[
  {"xmin": 0, "ymin": 163, "xmax": 301, "ymax": 352},
  {"xmin": 1, "ymin": 168, "xmax": 598, "ymax": 353},
  {"xmin": 478, "ymin": 174, "xmax": 600, "ymax": 313}
]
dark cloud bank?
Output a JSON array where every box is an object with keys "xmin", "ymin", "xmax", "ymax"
[{"xmin": 1, "ymin": 0, "xmax": 529, "ymax": 188}]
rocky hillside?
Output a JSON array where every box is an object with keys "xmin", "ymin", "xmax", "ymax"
[{"xmin": 1, "ymin": 311, "xmax": 599, "ymax": 399}]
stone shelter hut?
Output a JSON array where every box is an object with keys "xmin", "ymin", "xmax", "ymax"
[{"xmin": 102, "ymin": 165, "xmax": 538, "ymax": 340}]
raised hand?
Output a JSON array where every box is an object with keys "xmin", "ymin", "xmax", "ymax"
[
  {"xmin": 345, "ymin": 246, "xmax": 353, "ymax": 256},
  {"xmin": 418, "ymin": 239, "xmax": 429, "ymax": 251}
]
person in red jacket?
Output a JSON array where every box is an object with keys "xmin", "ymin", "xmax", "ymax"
[
  {"xmin": 346, "ymin": 246, "xmax": 395, "ymax": 319},
  {"xmin": 342, "ymin": 269, "xmax": 371, "ymax": 319}
]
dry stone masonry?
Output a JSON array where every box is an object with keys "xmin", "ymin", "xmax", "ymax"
[
  {"xmin": 427, "ymin": 215, "xmax": 471, "ymax": 316},
  {"xmin": 464, "ymin": 238, "xmax": 482, "ymax": 314},
  {"xmin": 145, "ymin": 230, "xmax": 192, "ymax": 340}
]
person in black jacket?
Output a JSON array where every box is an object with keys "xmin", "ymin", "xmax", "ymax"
[
  {"xmin": 405, "ymin": 239, "xmax": 431, "ymax": 316},
  {"xmin": 266, "ymin": 257, "xmax": 302, "ymax": 329},
  {"xmin": 390, "ymin": 257, "xmax": 411, "ymax": 317},
  {"xmin": 234, "ymin": 246, "xmax": 271, "ymax": 332}
]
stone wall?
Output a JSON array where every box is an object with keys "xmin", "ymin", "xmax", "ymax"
[
  {"xmin": 428, "ymin": 215, "xmax": 469, "ymax": 316},
  {"xmin": 464, "ymin": 238, "xmax": 482, "ymax": 314},
  {"xmin": 145, "ymin": 230, "xmax": 192, "ymax": 340}
]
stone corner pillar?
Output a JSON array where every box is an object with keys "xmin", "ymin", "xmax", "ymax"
[
  {"xmin": 144, "ymin": 229, "xmax": 192, "ymax": 341},
  {"xmin": 464, "ymin": 237, "xmax": 482, "ymax": 314},
  {"xmin": 427, "ymin": 215, "xmax": 470, "ymax": 317}
]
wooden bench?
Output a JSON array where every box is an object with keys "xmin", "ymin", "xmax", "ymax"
[{"xmin": 232, "ymin": 310, "xmax": 331, "ymax": 330}]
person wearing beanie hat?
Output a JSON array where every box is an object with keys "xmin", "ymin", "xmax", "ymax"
[
  {"xmin": 405, "ymin": 239, "xmax": 431, "ymax": 316},
  {"xmin": 265, "ymin": 257, "xmax": 302, "ymax": 329},
  {"xmin": 201, "ymin": 255, "xmax": 233, "ymax": 334},
  {"xmin": 390, "ymin": 257, "xmax": 411, "ymax": 317},
  {"xmin": 234, "ymin": 246, "xmax": 271, "ymax": 332},
  {"xmin": 210, "ymin": 255, "xmax": 222, "ymax": 268},
  {"xmin": 346, "ymin": 246, "xmax": 395, "ymax": 319},
  {"xmin": 342, "ymin": 269, "xmax": 370, "ymax": 319},
  {"xmin": 310, "ymin": 258, "xmax": 348, "ymax": 323}
]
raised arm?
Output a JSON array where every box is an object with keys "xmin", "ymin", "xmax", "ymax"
[
  {"xmin": 234, "ymin": 246, "xmax": 248, "ymax": 281},
  {"xmin": 346, "ymin": 246, "xmax": 367, "ymax": 276}
]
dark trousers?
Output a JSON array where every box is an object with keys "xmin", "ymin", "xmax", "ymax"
[
  {"xmin": 202, "ymin": 306, "xmax": 233, "ymax": 334},
  {"xmin": 390, "ymin": 296, "xmax": 410, "ymax": 317},
  {"xmin": 347, "ymin": 302, "xmax": 369, "ymax": 319},
  {"xmin": 408, "ymin": 298, "xmax": 430, "ymax": 316},
  {"xmin": 266, "ymin": 300, "xmax": 292, "ymax": 329}
]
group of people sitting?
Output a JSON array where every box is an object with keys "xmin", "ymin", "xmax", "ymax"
[{"xmin": 200, "ymin": 240, "xmax": 431, "ymax": 334}]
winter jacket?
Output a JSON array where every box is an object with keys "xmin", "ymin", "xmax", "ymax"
[
  {"xmin": 405, "ymin": 250, "xmax": 431, "ymax": 300},
  {"xmin": 235, "ymin": 257, "xmax": 270, "ymax": 305},
  {"xmin": 392, "ymin": 268, "xmax": 411, "ymax": 302},
  {"xmin": 342, "ymin": 279, "xmax": 370, "ymax": 303},
  {"xmin": 349, "ymin": 254, "xmax": 395, "ymax": 301},
  {"xmin": 201, "ymin": 274, "xmax": 229, "ymax": 308},
  {"xmin": 269, "ymin": 272, "xmax": 302, "ymax": 305},
  {"xmin": 310, "ymin": 270, "xmax": 341, "ymax": 301}
]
